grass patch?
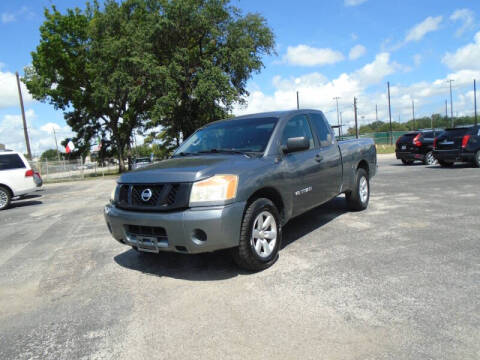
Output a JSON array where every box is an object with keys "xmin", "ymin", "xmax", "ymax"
[{"xmin": 375, "ymin": 144, "xmax": 395, "ymax": 154}]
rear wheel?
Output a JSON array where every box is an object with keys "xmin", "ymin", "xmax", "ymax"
[
  {"xmin": 423, "ymin": 151, "xmax": 436, "ymax": 166},
  {"xmin": 0, "ymin": 186, "xmax": 11, "ymax": 211},
  {"xmin": 439, "ymin": 160, "xmax": 454, "ymax": 167},
  {"xmin": 474, "ymin": 150, "xmax": 480, "ymax": 168},
  {"xmin": 346, "ymin": 168, "xmax": 370, "ymax": 211},
  {"xmin": 401, "ymin": 159, "xmax": 413, "ymax": 165},
  {"xmin": 231, "ymin": 198, "xmax": 281, "ymax": 272}
]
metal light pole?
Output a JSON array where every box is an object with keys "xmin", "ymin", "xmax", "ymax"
[
  {"xmin": 375, "ymin": 104, "xmax": 378, "ymax": 122},
  {"xmin": 354, "ymin": 97, "xmax": 359, "ymax": 139},
  {"xmin": 296, "ymin": 91, "xmax": 299, "ymax": 110},
  {"xmin": 447, "ymin": 79, "xmax": 454, "ymax": 127},
  {"xmin": 474, "ymin": 79, "xmax": 478, "ymax": 126},
  {"xmin": 333, "ymin": 97, "xmax": 341, "ymax": 138},
  {"xmin": 387, "ymin": 82, "xmax": 393, "ymax": 145},
  {"xmin": 412, "ymin": 99, "xmax": 415, "ymax": 130}
]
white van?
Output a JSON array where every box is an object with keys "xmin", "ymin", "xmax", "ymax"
[{"xmin": 0, "ymin": 150, "xmax": 41, "ymax": 210}]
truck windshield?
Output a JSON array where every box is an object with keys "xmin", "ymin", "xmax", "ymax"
[{"xmin": 174, "ymin": 117, "xmax": 278, "ymax": 156}]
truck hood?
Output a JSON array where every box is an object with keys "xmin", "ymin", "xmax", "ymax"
[{"xmin": 118, "ymin": 155, "xmax": 257, "ymax": 184}]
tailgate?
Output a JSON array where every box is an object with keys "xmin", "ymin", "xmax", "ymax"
[{"xmin": 436, "ymin": 128, "xmax": 469, "ymax": 150}]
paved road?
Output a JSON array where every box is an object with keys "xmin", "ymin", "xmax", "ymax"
[{"xmin": 0, "ymin": 155, "xmax": 479, "ymax": 360}]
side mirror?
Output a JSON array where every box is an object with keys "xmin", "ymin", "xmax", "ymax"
[{"xmin": 282, "ymin": 137, "xmax": 310, "ymax": 153}]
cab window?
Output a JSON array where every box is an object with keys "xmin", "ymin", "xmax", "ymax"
[
  {"xmin": 281, "ymin": 115, "xmax": 314, "ymax": 150},
  {"xmin": 309, "ymin": 113, "xmax": 333, "ymax": 147}
]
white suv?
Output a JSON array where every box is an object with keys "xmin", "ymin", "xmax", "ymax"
[{"xmin": 0, "ymin": 150, "xmax": 41, "ymax": 210}]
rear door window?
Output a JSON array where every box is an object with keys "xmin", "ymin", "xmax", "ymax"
[
  {"xmin": 0, "ymin": 154, "xmax": 26, "ymax": 170},
  {"xmin": 309, "ymin": 113, "xmax": 333, "ymax": 147}
]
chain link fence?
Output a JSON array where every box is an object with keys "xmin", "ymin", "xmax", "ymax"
[
  {"xmin": 338, "ymin": 131, "xmax": 406, "ymax": 145},
  {"xmin": 29, "ymin": 159, "xmax": 118, "ymax": 183}
]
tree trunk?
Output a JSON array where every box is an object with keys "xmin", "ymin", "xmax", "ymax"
[{"xmin": 117, "ymin": 150, "xmax": 126, "ymax": 173}]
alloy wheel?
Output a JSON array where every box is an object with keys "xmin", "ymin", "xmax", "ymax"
[{"xmin": 251, "ymin": 211, "xmax": 277, "ymax": 258}]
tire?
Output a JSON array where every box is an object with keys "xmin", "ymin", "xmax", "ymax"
[
  {"xmin": 231, "ymin": 198, "xmax": 282, "ymax": 272},
  {"xmin": 0, "ymin": 186, "xmax": 12, "ymax": 211},
  {"xmin": 423, "ymin": 151, "xmax": 436, "ymax": 166},
  {"xmin": 346, "ymin": 168, "xmax": 370, "ymax": 211},
  {"xmin": 474, "ymin": 150, "xmax": 480, "ymax": 168},
  {"xmin": 438, "ymin": 160, "xmax": 454, "ymax": 167},
  {"xmin": 401, "ymin": 159, "xmax": 408, "ymax": 165}
]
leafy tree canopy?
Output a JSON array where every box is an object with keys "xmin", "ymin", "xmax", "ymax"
[
  {"xmin": 25, "ymin": 0, "xmax": 275, "ymax": 170},
  {"xmin": 40, "ymin": 149, "xmax": 62, "ymax": 161}
]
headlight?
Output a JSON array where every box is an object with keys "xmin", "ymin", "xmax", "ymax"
[
  {"xmin": 110, "ymin": 186, "xmax": 117, "ymax": 202},
  {"xmin": 190, "ymin": 175, "xmax": 238, "ymax": 204}
]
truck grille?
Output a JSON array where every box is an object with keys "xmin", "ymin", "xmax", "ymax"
[{"xmin": 117, "ymin": 183, "xmax": 190, "ymax": 211}]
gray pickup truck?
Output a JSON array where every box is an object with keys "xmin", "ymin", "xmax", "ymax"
[{"xmin": 105, "ymin": 110, "xmax": 376, "ymax": 270}]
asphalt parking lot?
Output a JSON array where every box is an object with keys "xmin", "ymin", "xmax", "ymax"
[{"xmin": 0, "ymin": 154, "xmax": 479, "ymax": 360}]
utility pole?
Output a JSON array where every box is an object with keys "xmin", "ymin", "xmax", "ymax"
[
  {"xmin": 353, "ymin": 97, "xmax": 359, "ymax": 139},
  {"xmin": 339, "ymin": 111, "xmax": 343, "ymax": 138},
  {"xmin": 333, "ymin": 97, "xmax": 341, "ymax": 138},
  {"xmin": 53, "ymin": 128, "xmax": 61, "ymax": 162},
  {"xmin": 296, "ymin": 91, "xmax": 299, "ymax": 110},
  {"xmin": 445, "ymin": 100, "xmax": 448, "ymax": 119},
  {"xmin": 474, "ymin": 79, "xmax": 478, "ymax": 126},
  {"xmin": 375, "ymin": 104, "xmax": 378, "ymax": 122},
  {"xmin": 16, "ymin": 71, "xmax": 32, "ymax": 159},
  {"xmin": 447, "ymin": 79, "xmax": 454, "ymax": 127},
  {"xmin": 387, "ymin": 82, "xmax": 393, "ymax": 145},
  {"xmin": 411, "ymin": 99, "xmax": 415, "ymax": 130}
]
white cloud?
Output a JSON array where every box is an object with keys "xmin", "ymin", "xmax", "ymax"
[
  {"xmin": 413, "ymin": 54, "xmax": 422, "ymax": 67},
  {"xmin": 442, "ymin": 31, "xmax": 480, "ymax": 71},
  {"xmin": 349, "ymin": 44, "xmax": 367, "ymax": 60},
  {"xmin": 282, "ymin": 45, "xmax": 345, "ymax": 67},
  {"xmin": 450, "ymin": 9, "xmax": 475, "ymax": 37},
  {"xmin": 0, "ymin": 70, "xmax": 33, "ymax": 109},
  {"xmin": 1, "ymin": 13, "xmax": 15, "ymax": 23},
  {"xmin": 0, "ymin": 110, "xmax": 74, "ymax": 157},
  {"xmin": 344, "ymin": 0, "xmax": 367, "ymax": 7},
  {"xmin": 405, "ymin": 16, "xmax": 443, "ymax": 43},
  {"xmin": 354, "ymin": 53, "xmax": 398, "ymax": 85},
  {"xmin": 235, "ymin": 52, "xmax": 402, "ymax": 129}
]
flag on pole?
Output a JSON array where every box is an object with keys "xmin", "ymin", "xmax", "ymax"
[{"xmin": 65, "ymin": 140, "xmax": 75, "ymax": 153}]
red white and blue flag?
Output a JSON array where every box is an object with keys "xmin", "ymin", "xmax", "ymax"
[{"xmin": 65, "ymin": 140, "xmax": 75, "ymax": 153}]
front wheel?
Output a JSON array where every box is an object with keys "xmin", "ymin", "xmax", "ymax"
[
  {"xmin": 231, "ymin": 198, "xmax": 282, "ymax": 272},
  {"xmin": 474, "ymin": 150, "xmax": 480, "ymax": 168},
  {"xmin": 346, "ymin": 168, "xmax": 370, "ymax": 211},
  {"xmin": 0, "ymin": 186, "xmax": 11, "ymax": 211}
]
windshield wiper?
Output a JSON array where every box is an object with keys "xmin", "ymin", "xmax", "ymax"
[{"xmin": 198, "ymin": 149, "xmax": 252, "ymax": 158}]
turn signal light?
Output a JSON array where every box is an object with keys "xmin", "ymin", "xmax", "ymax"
[
  {"xmin": 25, "ymin": 169, "xmax": 34, "ymax": 177},
  {"xmin": 462, "ymin": 135, "xmax": 471, "ymax": 149}
]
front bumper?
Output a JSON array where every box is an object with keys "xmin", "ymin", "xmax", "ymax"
[
  {"xmin": 433, "ymin": 149, "xmax": 473, "ymax": 162},
  {"xmin": 104, "ymin": 201, "xmax": 246, "ymax": 254}
]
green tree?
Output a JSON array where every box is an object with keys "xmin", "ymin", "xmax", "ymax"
[
  {"xmin": 40, "ymin": 149, "xmax": 62, "ymax": 161},
  {"xmin": 24, "ymin": 0, "xmax": 275, "ymax": 170},
  {"xmin": 146, "ymin": 0, "xmax": 275, "ymax": 149}
]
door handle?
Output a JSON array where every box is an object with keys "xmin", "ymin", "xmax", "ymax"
[{"xmin": 315, "ymin": 154, "xmax": 324, "ymax": 162}]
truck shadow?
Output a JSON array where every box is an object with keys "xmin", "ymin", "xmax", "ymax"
[{"xmin": 113, "ymin": 196, "xmax": 348, "ymax": 281}]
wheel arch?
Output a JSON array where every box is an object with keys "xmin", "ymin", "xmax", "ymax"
[
  {"xmin": 246, "ymin": 187, "xmax": 286, "ymax": 224},
  {"xmin": 356, "ymin": 159, "xmax": 370, "ymax": 178},
  {"xmin": 0, "ymin": 183, "xmax": 13, "ymax": 197}
]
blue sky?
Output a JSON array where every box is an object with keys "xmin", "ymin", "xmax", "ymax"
[{"xmin": 1, "ymin": 0, "xmax": 480, "ymax": 155}]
